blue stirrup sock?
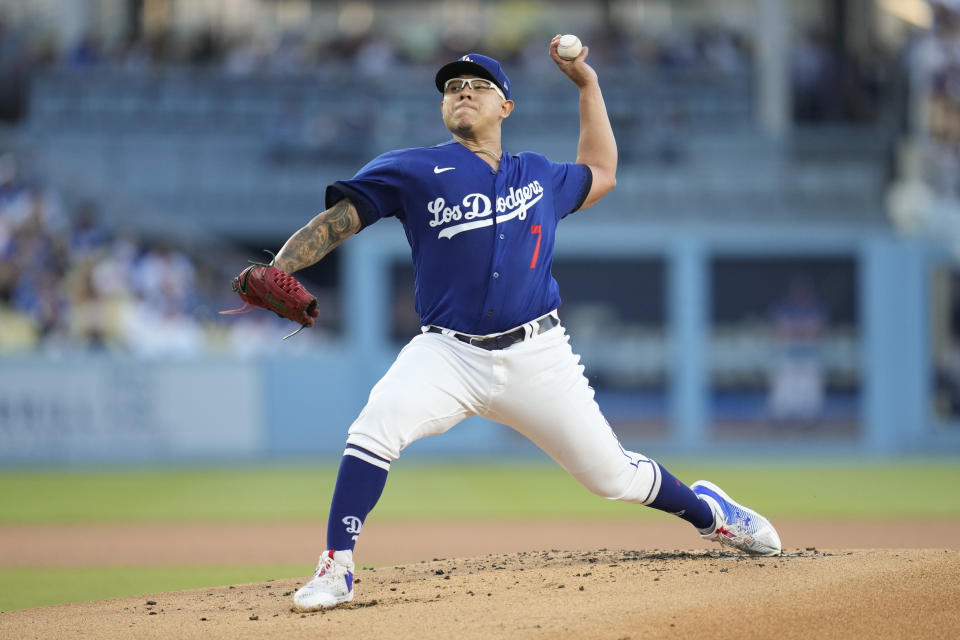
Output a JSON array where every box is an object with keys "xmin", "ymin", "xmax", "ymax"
[
  {"xmin": 326, "ymin": 445, "xmax": 390, "ymax": 552},
  {"xmin": 648, "ymin": 462, "xmax": 715, "ymax": 530}
]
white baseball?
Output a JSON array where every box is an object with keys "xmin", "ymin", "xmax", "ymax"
[{"xmin": 556, "ymin": 34, "xmax": 582, "ymax": 60}]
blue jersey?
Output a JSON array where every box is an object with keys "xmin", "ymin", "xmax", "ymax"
[{"xmin": 326, "ymin": 140, "xmax": 592, "ymax": 335}]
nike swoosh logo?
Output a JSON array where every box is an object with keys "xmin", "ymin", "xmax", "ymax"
[{"xmin": 434, "ymin": 166, "xmax": 455, "ymax": 174}]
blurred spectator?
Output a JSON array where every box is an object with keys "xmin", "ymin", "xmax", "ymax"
[
  {"xmin": 792, "ymin": 25, "xmax": 887, "ymax": 124},
  {"xmin": 267, "ymin": 33, "xmax": 309, "ymax": 75},
  {"xmin": 69, "ymin": 203, "xmax": 109, "ymax": 259},
  {"xmin": 66, "ymin": 259, "xmax": 111, "ymax": 350},
  {"xmin": 791, "ymin": 29, "xmax": 833, "ymax": 122},
  {"xmin": 0, "ymin": 153, "xmax": 23, "ymax": 257},
  {"xmin": 4, "ymin": 187, "xmax": 69, "ymax": 286},
  {"xmin": 186, "ymin": 28, "xmax": 221, "ymax": 66},
  {"xmin": 130, "ymin": 240, "xmax": 196, "ymax": 312},
  {"xmin": 355, "ymin": 37, "xmax": 397, "ymax": 78},
  {"xmin": 224, "ymin": 35, "xmax": 265, "ymax": 76},
  {"xmin": 64, "ymin": 33, "xmax": 103, "ymax": 68},
  {"xmin": 117, "ymin": 34, "xmax": 153, "ymax": 74},
  {"xmin": 90, "ymin": 234, "xmax": 138, "ymax": 300},
  {"xmin": 766, "ymin": 278, "xmax": 827, "ymax": 423},
  {"xmin": 0, "ymin": 17, "xmax": 29, "ymax": 121},
  {"xmin": 921, "ymin": 3, "xmax": 960, "ymax": 200},
  {"xmin": 0, "ymin": 167, "xmax": 70, "ymax": 351},
  {"xmin": 700, "ymin": 28, "xmax": 750, "ymax": 75},
  {"xmin": 891, "ymin": 1, "xmax": 960, "ymax": 246},
  {"xmin": 13, "ymin": 268, "xmax": 66, "ymax": 342},
  {"xmin": 2, "ymin": 183, "xmax": 67, "ymax": 235},
  {"xmin": 935, "ymin": 275, "xmax": 960, "ymax": 417}
]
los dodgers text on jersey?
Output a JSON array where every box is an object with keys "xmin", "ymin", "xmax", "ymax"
[
  {"xmin": 325, "ymin": 141, "xmax": 591, "ymax": 334},
  {"xmin": 429, "ymin": 179, "xmax": 544, "ymax": 239}
]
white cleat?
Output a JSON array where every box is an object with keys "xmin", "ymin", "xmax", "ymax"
[
  {"xmin": 691, "ymin": 480, "xmax": 782, "ymax": 556},
  {"xmin": 292, "ymin": 550, "xmax": 355, "ymax": 611}
]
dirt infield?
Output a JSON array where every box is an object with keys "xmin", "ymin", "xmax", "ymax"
[{"xmin": 3, "ymin": 547, "xmax": 959, "ymax": 639}]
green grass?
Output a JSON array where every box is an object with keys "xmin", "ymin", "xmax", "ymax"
[
  {"xmin": 0, "ymin": 565, "xmax": 303, "ymax": 612},
  {"xmin": 1, "ymin": 461, "xmax": 959, "ymax": 524}
]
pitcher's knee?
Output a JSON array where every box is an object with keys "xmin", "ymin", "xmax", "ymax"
[
  {"xmin": 345, "ymin": 402, "xmax": 407, "ymax": 462},
  {"xmin": 579, "ymin": 460, "xmax": 658, "ymax": 505},
  {"xmin": 345, "ymin": 429, "xmax": 400, "ymax": 462}
]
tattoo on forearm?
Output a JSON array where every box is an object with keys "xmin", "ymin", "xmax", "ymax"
[
  {"xmin": 275, "ymin": 199, "xmax": 359, "ymax": 273},
  {"xmin": 325, "ymin": 199, "xmax": 358, "ymax": 238}
]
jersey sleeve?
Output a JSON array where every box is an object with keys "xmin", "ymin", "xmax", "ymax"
[
  {"xmin": 326, "ymin": 151, "xmax": 406, "ymax": 230},
  {"xmin": 549, "ymin": 161, "xmax": 593, "ymax": 220}
]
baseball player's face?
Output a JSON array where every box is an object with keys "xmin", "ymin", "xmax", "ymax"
[{"xmin": 440, "ymin": 75, "xmax": 513, "ymax": 136}]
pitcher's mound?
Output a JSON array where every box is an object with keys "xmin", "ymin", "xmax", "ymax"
[{"xmin": 2, "ymin": 548, "xmax": 958, "ymax": 639}]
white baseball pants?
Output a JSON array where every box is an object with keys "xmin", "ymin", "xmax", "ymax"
[{"xmin": 345, "ymin": 318, "xmax": 662, "ymax": 505}]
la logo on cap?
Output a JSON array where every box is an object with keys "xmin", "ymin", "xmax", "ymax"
[{"xmin": 461, "ymin": 55, "xmax": 473, "ymax": 62}]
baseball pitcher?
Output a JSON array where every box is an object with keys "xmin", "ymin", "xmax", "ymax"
[{"xmin": 225, "ymin": 36, "xmax": 781, "ymax": 611}]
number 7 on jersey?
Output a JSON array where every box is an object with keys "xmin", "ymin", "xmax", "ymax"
[{"xmin": 529, "ymin": 225, "xmax": 542, "ymax": 269}]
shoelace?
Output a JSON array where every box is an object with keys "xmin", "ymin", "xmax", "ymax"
[
  {"xmin": 313, "ymin": 554, "xmax": 347, "ymax": 581},
  {"xmin": 728, "ymin": 505, "xmax": 759, "ymax": 533}
]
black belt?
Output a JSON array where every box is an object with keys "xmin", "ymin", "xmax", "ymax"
[{"xmin": 426, "ymin": 313, "xmax": 559, "ymax": 351}]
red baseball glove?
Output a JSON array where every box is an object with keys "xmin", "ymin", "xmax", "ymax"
[{"xmin": 220, "ymin": 253, "xmax": 319, "ymax": 339}]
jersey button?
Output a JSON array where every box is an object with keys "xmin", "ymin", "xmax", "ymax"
[
  {"xmin": 486, "ymin": 310, "xmax": 494, "ymax": 317},
  {"xmin": 499, "ymin": 234, "xmax": 505, "ymax": 240},
  {"xmin": 493, "ymin": 272, "xmax": 499, "ymax": 278}
]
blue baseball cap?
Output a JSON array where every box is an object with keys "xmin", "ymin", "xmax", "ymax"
[{"xmin": 435, "ymin": 53, "xmax": 511, "ymax": 100}]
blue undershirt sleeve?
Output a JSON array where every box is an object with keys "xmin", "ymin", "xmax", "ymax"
[{"xmin": 325, "ymin": 151, "xmax": 406, "ymax": 231}]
